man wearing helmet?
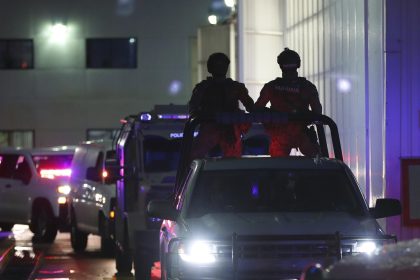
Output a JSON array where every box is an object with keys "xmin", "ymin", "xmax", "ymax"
[
  {"xmin": 189, "ymin": 52, "xmax": 254, "ymax": 159},
  {"xmin": 255, "ymin": 48, "xmax": 322, "ymax": 157}
]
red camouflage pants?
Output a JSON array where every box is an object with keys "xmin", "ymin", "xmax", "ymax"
[
  {"xmin": 190, "ymin": 123, "xmax": 250, "ymax": 160},
  {"xmin": 265, "ymin": 123, "xmax": 319, "ymax": 157}
]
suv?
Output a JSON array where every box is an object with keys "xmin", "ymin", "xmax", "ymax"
[
  {"xmin": 148, "ymin": 112, "xmax": 402, "ymax": 280},
  {"xmin": 0, "ymin": 146, "xmax": 75, "ymax": 242},
  {"xmin": 68, "ymin": 140, "xmax": 117, "ymax": 255}
]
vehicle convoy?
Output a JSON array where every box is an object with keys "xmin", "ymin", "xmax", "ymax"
[
  {"xmin": 147, "ymin": 112, "xmax": 402, "ymax": 280},
  {"xmin": 0, "ymin": 146, "xmax": 75, "ymax": 242},
  {"xmin": 68, "ymin": 140, "xmax": 117, "ymax": 255}
]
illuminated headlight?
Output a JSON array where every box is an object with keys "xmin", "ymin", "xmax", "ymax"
[
  {"xmin": 57, "ymin": 185, "xmax": 71, "ymax": 195},
  {"xmin": 176, "ymin": 240, "xmax": 217, "ymax": 264},
  {"xmin": 354, "ymin": 241, "xmax": 377, "ymax": 255},
  {"xmin": 58, "ymin": 196, "xmax": 67, "ymax": 204}
]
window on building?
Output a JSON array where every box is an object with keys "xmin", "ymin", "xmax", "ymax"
[
  {"xmin": 0, "ymin": 130, "xmax": 34, "ymax": 148},
  {"xmin": 86, "ymin": 38, "xmax": 137, "ymax": 68},
  {"xmin": 86, "ymin": 129, "xmax": 119, "ymax": 141},
  {"xmin": 0, "ymin": 39, "xmax": 34, "ymax": 69}
]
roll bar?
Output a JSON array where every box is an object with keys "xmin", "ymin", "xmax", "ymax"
[{"xmin": 175, "ymin": 111, "xmax": 343, "ymax": 195}]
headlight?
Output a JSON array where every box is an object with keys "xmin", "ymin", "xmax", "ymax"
[
  {"xmin": 57, "ymin": 185, "xmax": 71, "ymax": 195},
  {"xmin": 175, "ymin": 240, "xmax": 217, "ymax": 264},
  {"xmin": 354, "ymin": 241, "xmax": 377, "ymax": 255}
]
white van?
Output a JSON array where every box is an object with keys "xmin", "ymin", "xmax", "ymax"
[
  {"xmin": 68, "ymin": 140, "xmax": 117, "ymax": 255},
  {"xmin": 0, "ymin": 146, "xmax": 75, "ymax": 243}
]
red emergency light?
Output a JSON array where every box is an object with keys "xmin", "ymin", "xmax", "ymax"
[{"xmin": 40, "ymin": 168, "xmax": 72, "ymax": 179}]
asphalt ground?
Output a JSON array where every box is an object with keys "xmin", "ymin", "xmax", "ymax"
[{"xmin": 0, "ymin": 225, "xmax": 161, "ymax": 280}]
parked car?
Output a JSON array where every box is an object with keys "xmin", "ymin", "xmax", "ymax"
[
  {"xmin": 0, "ymin": 146, "xmax": 75, "ymax": 242},
  {"xmin": 68, "ymin": 140, "xmax": 117, "ymax": 255}
]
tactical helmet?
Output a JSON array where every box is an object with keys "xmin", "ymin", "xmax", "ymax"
[
  {"xmin": 277, "ymin": 48, "xmax": 301, "ymax": 70},
  {"xmin": 207, "ymin": 52, "xmax": 230, "ymax": 76}
]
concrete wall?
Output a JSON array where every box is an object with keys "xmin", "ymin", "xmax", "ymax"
[{"xmin": 0, "ymin": 0, "xmax": 211, "ymax": 147}]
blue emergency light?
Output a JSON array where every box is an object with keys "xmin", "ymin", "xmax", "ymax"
[
  {"xmin": 139, "ymin": 113, "xmax": 152, "ymax": 121},
  {"xmin": 157, "ymin": 114, "xmax": 189, "ymax": 120}
]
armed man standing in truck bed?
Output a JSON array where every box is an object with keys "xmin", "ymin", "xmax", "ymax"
[
  {"xmin": 255, "ymin": 48, "xmax": 322, "ymax": 157},
  {"xmin": 188, "ymin": 52, "xmax": 255, "ymax": 159}
]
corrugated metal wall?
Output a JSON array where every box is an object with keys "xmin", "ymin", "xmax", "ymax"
[{"xmin": 239, "ymin": 0, "xmax": 385, "ymax": 202}]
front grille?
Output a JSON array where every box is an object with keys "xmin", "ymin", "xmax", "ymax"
[
  {"xmin": 174, "ymin": 234, "xmax": 397, "ymax": 280},
  {"xmin": 237, "ymin": 242, "xmax": 336, "ymax": 259}
]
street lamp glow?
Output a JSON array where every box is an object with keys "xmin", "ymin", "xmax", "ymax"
[
  {"xmin": 208, "ymin": 15, "xmax": 217, "ymax": 25},
  {"xmin": 224, "ymin": 0, "xmax": 235, "ymax": 8},
  {"xmin": 49, "ymin": 23, "xmax": 69, "ymax": 44}
]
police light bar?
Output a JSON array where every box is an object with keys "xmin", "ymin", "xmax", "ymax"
[
  {"xmin": 157, "ymin": 114, "xmax": 189, "ymax": 120},
  {"xmin": 40, "ymin": 168, "xmax": 72, "ymax": 179}
]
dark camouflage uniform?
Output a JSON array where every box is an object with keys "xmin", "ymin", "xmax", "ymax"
[{"xmin": 189, "ymin": 77, "xmax": 254, "ymax": 159}]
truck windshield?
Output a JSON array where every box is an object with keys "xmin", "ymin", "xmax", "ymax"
[
  {"xmin": 187, "ymin": 169, "xmax": 364, "ymax": 218},
  {"xmin": 143, "ymin": 136, "xmax": 182, "ymax": 173}
]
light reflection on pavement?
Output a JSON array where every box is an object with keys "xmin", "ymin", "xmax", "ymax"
[{"xmin": 1, "ymin": 225, "xmax": 161, "ymax": 280}]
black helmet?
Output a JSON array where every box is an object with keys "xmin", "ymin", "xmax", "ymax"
[
  {"xmin": 207, "ymin": 52, "xmax": 230, "ymax": 76},
  {"xmin": 277, "ymin": 48, "xmax": 301, "ymax": 70}
]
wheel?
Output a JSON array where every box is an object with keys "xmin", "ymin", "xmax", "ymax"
[
  {"xmin": 115, "ymin": 218, "xmax": 133, "ymax": 276},
  {"xmin": 31, "ymin": 204, "xmax": 57, "ymax": 243},
  {"xmin": 0, "ymin": 223, "xmax": 14, "ymax": 232},
  {"xmin": 99, "ymin": 215, "xmax": 114, "ymax": 256},
  {"xmin": 70, "ymin": 212, "xmax": 88, "ymax": 253},
  {"xmin": 115, "ymin": 248, "xmax": 133, "ymax": 276}
]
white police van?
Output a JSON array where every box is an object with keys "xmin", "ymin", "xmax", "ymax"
[
  {"xmin": 68, "ymin": 140, "xmax": 117, "ymax": 255},
  {"xmin": 0, "ymin": 146, "xmax": 75, "ymax": 243}
]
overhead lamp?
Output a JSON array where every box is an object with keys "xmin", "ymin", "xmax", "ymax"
[
  {"xmin": 208, "ymin": 15, "xmax": 218, "ymax": 25},
  {"xmin": 48, "ymin": 23, "xmax": 69, "ymax": 44},
  {"xmin": 224, "ymin": 0, "xmax": 235, "ymax": 8}
]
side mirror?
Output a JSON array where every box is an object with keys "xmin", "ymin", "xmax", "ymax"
[
  {"xmin": 370, "ymin": 198, "xmax": 402, "ymax": 219},
  {"xmin": 86, "ymin": 167, "xmax": 100, "ymax": 182},
  {"xmin": 103, "ymin": 159, "xmax": 121, "ymax": 184},
  {"xmin": 147, "ymin": 200, "xmax": 179, "ymax": 221}
]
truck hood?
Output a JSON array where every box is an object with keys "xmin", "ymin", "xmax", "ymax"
[{"xmin": 184, "ymin": 212, "xmax": 379, "ymax": 238}]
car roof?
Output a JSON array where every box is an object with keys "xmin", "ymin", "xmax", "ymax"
[
  {"xmin": 78, "ymin": 139, "xmax": 114, "ymax": 150},
  {"xmin": 30, "ymin": 145, "xmax": 77, "ymax": 156},
  {"xmin": 0, "ymin": 145, "xmax": 76, "ymax": 156},
  {"xmin": 199, "ymin": 156, "xmax": 346, "ymax": 171}
]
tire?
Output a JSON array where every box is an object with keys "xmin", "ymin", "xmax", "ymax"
[
  {"xmin": 115, "ymin": 221, "xmax": 133, "ymax": 276},
  {"xmin": 31, "ymin": 204, "xmax": 57, "ymax": 243},
  {"xmin": 70, "ymin": 212, "xmax": 88, "ymax": 253},
  {"xmin": 0, "ymin": 223, "xmax": 14, "ymax": 232},
  {"xmin": 115, "ymin": 248, "xmax": 133, "ymax": 276},
  {"xmin": 99, "ymin": 215, "xmax": 115, "ymax": 256}
]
